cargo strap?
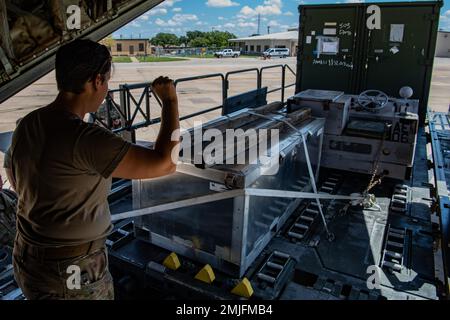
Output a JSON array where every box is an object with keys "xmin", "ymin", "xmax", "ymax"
[{"xmin": 111, "ymin": 190, "xmax": 364, "ymax": 222}]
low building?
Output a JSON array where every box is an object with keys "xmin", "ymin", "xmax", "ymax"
[
  {"xmin": 229, "ymin": 30, "xmax": 299, "ymax": 56},
  {"xmin": 436, "ymin": 31, "xmax": 450, "ymax": 58},
  {"xmin": 110, "ymin": 38, "xmax": 151, "ymax": 56}
]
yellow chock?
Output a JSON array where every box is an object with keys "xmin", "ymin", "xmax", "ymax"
[
  {"xmin": 195, "ymin": 264, "xmax": 216, "ymax": 284},
  {"xmin": 231, "ymin": 278, "xmax": 254, "ymax": 299},
  {"xmin": 192, "ymin": 236, "xmax": 201, "ymax": 249},
  {"xmin": 163, "ymin": 252, "xmax": 181, "ymax": 271}
]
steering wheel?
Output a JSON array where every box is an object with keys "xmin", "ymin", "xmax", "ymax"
[{"xmin": 357, "ymin": 90, "xmax": 389, "ymax": 112}]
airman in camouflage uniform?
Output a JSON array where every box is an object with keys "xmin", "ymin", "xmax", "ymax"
[
  {"xmin": 0, "ymin": 184, "xmax": 17, "ymax": 255},
  {"xmin": 4, "ymin": 38, "xmax": 179, "ymax": 300}
]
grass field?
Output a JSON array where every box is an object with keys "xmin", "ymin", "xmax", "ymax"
[
  {"xmin": 137, "ymin": 56, "xmax": 189, "ymax": 62},
  {"xmin": 112, "ymin": 56, "xmax": 132, "ymax": 63}
]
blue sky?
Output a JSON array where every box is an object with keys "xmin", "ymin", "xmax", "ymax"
[{"xmin": 113, "ymin": 0, "xmax": 450, "ymax": 39}]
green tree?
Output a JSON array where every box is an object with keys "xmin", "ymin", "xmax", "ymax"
[
  {"xmin": 178, "ymin": 36, "xmax": 188, "ymax": 47},
  {"xmin": 151, "ymin": 33, "xmax": 179, "ymax": 48},
  {"xmin": 205, "ymin": 31, "xmax": 237, "ymax": 48},
  {"xmin": 189, "ymin": 37, "xmax": 209, "ymax": 48},
  {"xmin": 185, "ymin": 30, "xmax": 237, "ymax": 48},
  {"xmin": 186, "ymin": 30, "xmax": 205, "ymax": 43}
]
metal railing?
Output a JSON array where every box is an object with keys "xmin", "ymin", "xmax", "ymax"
[
  {"xmin": 90, "ymin": 64, "xmax": 297, "ymax": 140},
  {"xmin": 224, "ymin": 68, "xmax": 260, "ymax": 101},
  {"xmin": 174, "ymin": 73, "xmax": 226, "ymax": 122}
]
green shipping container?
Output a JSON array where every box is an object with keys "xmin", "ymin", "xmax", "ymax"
[{"xmin": 296, "ymin": 1, "xmax": 443, "ymax": 124}]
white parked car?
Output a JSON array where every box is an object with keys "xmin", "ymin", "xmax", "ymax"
[
  {"xmin": 263, "ymin": 48, "xmax": 290, "ymax": 59},
  {"xmin": 214, "ymin": 49, "xmax": 241, "ymax": 58}
]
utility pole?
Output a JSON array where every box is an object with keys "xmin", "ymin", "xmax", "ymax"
[
  {"xmin": 257, "ymin": 14, "xmax": 261, "ymax": 35},
  {"xmin": 267, "ymin": 26, "xmax": 271, "ymax": 34}
]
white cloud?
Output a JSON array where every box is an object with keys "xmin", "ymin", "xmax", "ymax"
[
  {"xmin": 158, "ymin": 0, "xmax": 182, "ymax": 8},
  {"xmin": 240, "ymin": 6, "xmax": 253, "ymax": 15},
  {"xmin": 238, "ymin": 21, "xmax": 257, "ymax": 28},
  {"xmin": 239, "ymin": 0, "xmax": 283, "ymax": 17},
  {"xmin": 147, "ymin": 8, "xmax": 168, "ymax": 16},
  {"xmin": 155, "ymin": 13, "xmax": 198, "ymax": 27},
  {"xmin": 206, "ymin": 0, "xmax": 239, "ymax": 7},
  {"xmin": 172, "ymin": 7, "xmax": 182, "ymax": 12},
  {"xmin": 174, "ymin": 13, "xmax": 198, "ymax": 22},
  {"xmin": 440, "ymin": 11, "xmax": 450, "ymax": 30},
  {"xmin": 154, "ymin": 18, "xmax": 170, "ymax": 26},
  {"xmin": 138, "ymin": 7, "xmax": 168, "ymax": 21},
  {"xmin": 218, "ymin": 16, "xmax": 225, "ymax": 20},
  {"xmin": 284, "ymin": 11, "xmax": 294, "ymax": 16},
  {"xmin": 269, "ymin": 0, "xmax": 282, "ymax": 6},
  {"xmin": 268, "ymin": 20, "xmax": 279, "ymax": 27},
  {"xmin": 167, "ymin": 27, "xmax": 183, "ymax": 33}
]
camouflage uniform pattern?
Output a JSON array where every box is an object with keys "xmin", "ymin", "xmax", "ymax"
[
  {"xmin": 13, "ymin": 235, "xmax": 114, "ymax": 300},
  {"xmin": 0, "ymin": 190, "xmax": 17, "ymax": 254}
]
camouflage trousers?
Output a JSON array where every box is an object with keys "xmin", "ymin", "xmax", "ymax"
[
  {"xmin": 0, "ymin": 190, "xmax": 17, "ymax": 254},
  {"xmin": 13, "ymin": 234, "xmax": 114, "ymax": 300}
]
